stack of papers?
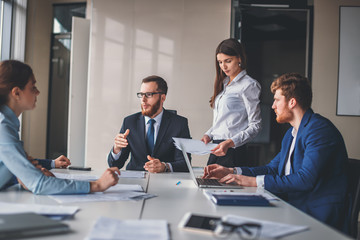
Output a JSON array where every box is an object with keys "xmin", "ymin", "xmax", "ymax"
[
  {"xmin": 0, "ymin": 202, "xmax": 79, "ymax": 220},
  {"xmin": 222, "ymin": 214, "xmax": 308, "ymax": 239},
  {"xmin": 172, "ymin": 137, "xmax": 217, "ymax": 155},
  {"xmin": 87, "ymin": 217, "xmax": 169, "ymax": 240}
]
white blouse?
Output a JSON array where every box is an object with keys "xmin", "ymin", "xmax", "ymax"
[{"xmin": 205, "ymin": 70, "xmax": 262, "ymax": 148}]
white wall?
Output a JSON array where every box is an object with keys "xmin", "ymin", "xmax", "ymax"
[
  {"xmin": 85, "ymin": 0, "xmax": 231, "ymax": 170},
  {"xmin": 23, "ymin": 0, "xmax": 360, "ymax": 167}
]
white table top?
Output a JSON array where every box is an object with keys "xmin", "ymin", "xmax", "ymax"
[{"xmin": 0, "ymin": 169, "xmax": 352, "ymax": 240}]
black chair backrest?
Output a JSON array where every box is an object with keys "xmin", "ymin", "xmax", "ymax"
[
  {"xmin": 348, "ymin": 158, "xmax": 360, "ymax": 238},
  {"xmin": 166, "ymin": 109, "xmax": 177, "ymax": 115}
]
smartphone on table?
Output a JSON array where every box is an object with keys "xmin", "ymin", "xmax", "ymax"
[
  {"xmin": 68, "ymin": 166, "xmax": 91, "ymax": 171},
  {"xmin": 178, "ymin": 212, "xmax": 221, "ymax": 234}
]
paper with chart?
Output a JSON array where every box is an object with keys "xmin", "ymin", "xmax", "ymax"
[
  {"xmin": 87, "ymin": 217, "xmax": 169, "ymax": 240},
  {"xmin": 172, "ymin": 137, "xmax": 218, "ymax": 155}
]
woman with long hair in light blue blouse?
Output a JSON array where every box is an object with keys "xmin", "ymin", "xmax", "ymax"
[
  {"xmin": 0, "ymin": 60, "xmax": 119, "ymax": 194},
  {"xmin": 201, "ymin": 38, "xmax": 262, "ymax": 168}
]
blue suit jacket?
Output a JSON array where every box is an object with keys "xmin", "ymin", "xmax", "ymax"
[
  {"xmin": 241, "ymin": 109, "xmax": 349, "ymax": 232},
  {"xmin": 107, "ymin": 109, "xmax": 191, "ymax": 172}
]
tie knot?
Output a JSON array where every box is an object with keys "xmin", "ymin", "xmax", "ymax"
[{"xmin": 148, "ymin": 119, "xmax": 155, "ymax": 125}]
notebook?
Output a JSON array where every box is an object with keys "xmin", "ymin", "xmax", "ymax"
[
  {"xmin": 180, "ymin": 144, "xmax": 243, "ymax": 189},
  {"xmin": 211, "ymin": 194, "xmax": 270, "ymax": 206},
  {"xmin": 0, "ymin": 212, "xmax": 70, "ymax": 239}
]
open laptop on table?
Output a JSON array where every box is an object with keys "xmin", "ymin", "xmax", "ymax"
[{"xmin": 180, "ymin": 144, "xmax": 242, "ymax": 189}]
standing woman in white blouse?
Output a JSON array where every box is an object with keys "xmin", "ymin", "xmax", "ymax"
[{"xmin": 201, "ymin": 38, "xmax": 262, "ymax": 167}]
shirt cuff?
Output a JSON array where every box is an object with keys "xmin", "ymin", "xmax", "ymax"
[
  {"xmin": 256, "ymin": 175, "xmax": 265, "ymax": 189},
  {"xmin": 111, "ymin": 149, "xmax": 121, "ymax": 160},
  {"xmin": 167, "ymin": 163, "xmax": 173, "ymax": 172},
  {"xmin": 51, "ymin": 160, "xmax": 55, "ymax": 169},
  {"xmin": 234, "ymin": 167, "xmax": 242, "ymax": 175}
]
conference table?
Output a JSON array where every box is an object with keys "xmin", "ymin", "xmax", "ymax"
[{"xmin": 0, "ymin": 168, "xmax": 352, "ymax": 240}]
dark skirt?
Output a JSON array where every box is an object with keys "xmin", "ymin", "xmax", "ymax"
[{"xmin": 207, "ymin": 140, "xmax": 247, "ymax": 167}]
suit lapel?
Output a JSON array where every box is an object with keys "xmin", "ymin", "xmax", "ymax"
[
  {"xmin": 153, "ymin": 110, "xmax": 170, "ymax": 155},
  {"xmin": 137, "ymin": 114, "xmax": 147, "ymax": 152}
]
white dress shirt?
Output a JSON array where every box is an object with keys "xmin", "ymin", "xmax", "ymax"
[{"xmin": 205, "ymin": 70, "xmax": 262, "ymax": 148}]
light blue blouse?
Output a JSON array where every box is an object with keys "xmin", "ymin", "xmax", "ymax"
[{"xmin": 0, "ymin": 105, "xmax": 90, "ymax": 194}]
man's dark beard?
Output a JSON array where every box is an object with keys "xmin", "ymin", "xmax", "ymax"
[{"xmin": 141, "ymin": 97, "xmax": 161, "ymax": 117}]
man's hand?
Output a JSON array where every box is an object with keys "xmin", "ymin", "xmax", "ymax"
[
  {"xmin": 201, "ymin": 135, "xmax": 211, "ymax": 144},
  {"xmin": 144, "ymin": 155, "xmax": 166, "ymax": 173},
  {"xmin": 54, "ymin": 155, "xmax": 71, "ymax": 168},
  {"xmin": 211, "ymin": 139, "xmax": 234, "ymax": 156},
  {"xmin": 219, "ymin": 174, "xmax": 257, "ymax": 187},
  {"xmin": 41, "ymin": 168, "xmax": 55, "ymax": 177},
  {"xmin": 113, "ymin": 129, "xmax": 130, "ymax": 154},
  {"xmin": 203, "ymin": 164, "xmax": 233, "ymax": 179},
  {"xmin": 90, "ymin": 167, "xmax": 120, "ymax": 192},
  {"xmin": 26, "ymin": 154, "xmax": 42, "ymax": 169}
]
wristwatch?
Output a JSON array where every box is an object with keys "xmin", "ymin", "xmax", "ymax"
[{"xmin": 162, "ymin": 162, "xmax": 169, "ymax": 172}]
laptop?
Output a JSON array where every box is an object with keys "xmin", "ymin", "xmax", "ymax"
[
  {"xmin": 0, "ymin": 213, "xmax": 70, "ymax": 239},
  {"xmin": 180, "ymin": 144, "xmax": 242, "ymax": 189}
]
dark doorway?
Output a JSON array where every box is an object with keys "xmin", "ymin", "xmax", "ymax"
[
  {"xmin": 231, "ymin": 1, "xmax": 313, "ymax": 166},
  {"xmin": 46, "ymin": 3, "xmax": 86, "ymax": 159}
]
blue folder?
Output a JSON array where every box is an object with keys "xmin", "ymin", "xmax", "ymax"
[{"xmin": 211, "ymin": 194, "xmax": 270, "ymax": 206}]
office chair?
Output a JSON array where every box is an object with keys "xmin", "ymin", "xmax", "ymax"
[
  {"xmin": 348, "ymin": 158, "xmax": 360, "ymax": 239},
  {"xmin": 166, "ymin": 109, "xmax": 177, "ymax": 115}
]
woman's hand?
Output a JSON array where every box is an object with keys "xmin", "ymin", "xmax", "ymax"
[
  {"xmin": 211, "ymin": 139, "xmax": 235, "ymax": 156},
  {"xmin": 90, "ymin": 167, "xmax": 120, "ymax": 192},
  {"xmin": 201, "ymin": 135, "xmax": 211, "ymax": 144},
  {"xmin": 54, "ymin": 155, "xmax": 71, "ymax": 168}
]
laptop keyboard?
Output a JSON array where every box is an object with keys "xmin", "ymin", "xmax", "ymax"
[{"xmin": 196, "ymin": 178, "xmax": 222, "ymax": 186}]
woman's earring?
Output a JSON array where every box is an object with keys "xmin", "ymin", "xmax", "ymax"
[{"xmin": 238, "ymin": 63, "xmax": 242, "ymax": 67}]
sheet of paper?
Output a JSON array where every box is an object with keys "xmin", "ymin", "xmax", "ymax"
[
  {"xmin": 52, "ymin": 171, "xmax": 145, "ymax": 180},
  {"xmin": 49, "ymin": 191, "xmax": 153, "ymax": 204},
  {"xmin": 86, "ymin": 217, "xmax": 169, "ymax": 240},
  {"xmin": 172, "ymin": 137, "xmax": 218, "ymax": 155},
  {"xmin": 104, "ymin": 184, "xmax": 143, "ymax": 193},
  {"xmin": 0, "ymin": 202, "xmax": 79, "ymax": 216},
  {"xmin": 119, "ymin": 171, "xmax": 146, "ymax": 178},
  {"xmin": 52, "ymin": 172, "xmax": 99, "ymax": 181},
  {"xmin": 223, "ymin": 214, "xmax": 308, "ymax": 239}
]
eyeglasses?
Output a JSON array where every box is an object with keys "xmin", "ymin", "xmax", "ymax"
[
  {"xmin": 136, "ymin": 92, "xmax": 164, "ymax": 98},
  {"xmin": 210, "ymin": 220, "xmax": 261, "ymax": 240}
]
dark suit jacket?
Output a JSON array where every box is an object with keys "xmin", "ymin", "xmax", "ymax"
[
  {"xmin": 108, "ymin": 109, "xmax": 191, "ymax": 172},
  {"xmin": 241, "ymin": 109, "xmax": 349, "ymax": 232}
]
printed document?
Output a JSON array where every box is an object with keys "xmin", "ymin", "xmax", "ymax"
[
  {"xmin": 172, "ymin": 137, "xmax": 218, "ymax": 155},
  {"xmin": 87, "ymin": 217, "xmax": 169, "ymax": 240}
]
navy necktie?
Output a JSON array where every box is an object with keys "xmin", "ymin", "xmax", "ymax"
[{"xmin": 146, "ymin": 119, "xmax": 155, "ymax": 155}]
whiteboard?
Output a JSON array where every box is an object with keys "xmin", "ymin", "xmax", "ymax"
[{"xmin": 337, "ymin": 6, "xmax": 360, "ymax": 116}]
